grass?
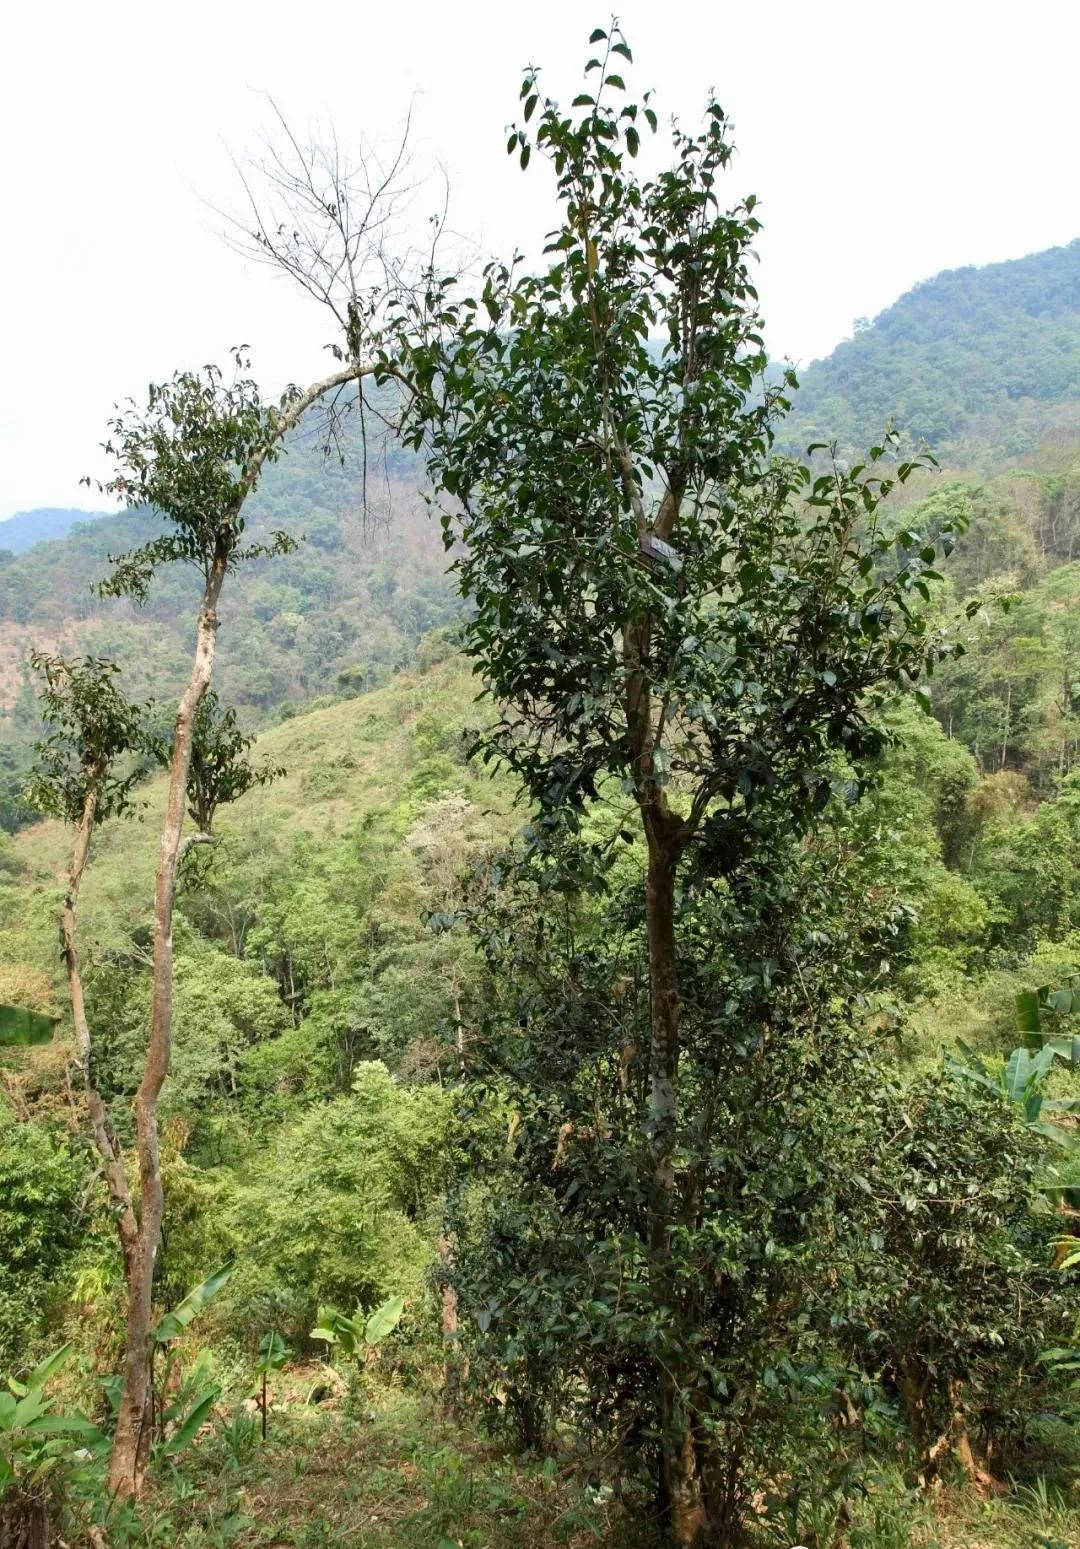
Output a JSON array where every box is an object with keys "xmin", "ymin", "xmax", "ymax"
[
  {"xmin": 76, "ymin": 1373, "xmax": 1078, "ymax": 1549},
  {"xmin": 124, "ymin": 1383, "xmax": 621, "ymax": 1549}
]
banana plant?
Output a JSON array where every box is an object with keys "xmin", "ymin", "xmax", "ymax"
[
  {"xmin": 0, "ymin": 1345, "xmax": 105, "ymax": 1502},
  {"xmin": 153, "ymin": 1261, "xmax": 234, "ymax": 1344},
  {"xmin": 1016, "ymin": 984, "xmax": 1080, "ymax": 1062},
  {"xmin": 149, "ymin": 1262, "xmax": 234, "ymax": 1460},
  {"xmin": 946, "ymin": 1039, "xmax": 1079, "ymax": 1150},
  {"xmin": 310, "ymin": 1294, "xmax": 405, "ymax": 1370}
]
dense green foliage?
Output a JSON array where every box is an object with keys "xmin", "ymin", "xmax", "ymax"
[
  {"xmin": 0, "ymin": 1100, "xmax": 86, "ymax": 1367},
  {"xmin": 387, "ymin": 28, "xmax": 1031, "ymax": 1535}
]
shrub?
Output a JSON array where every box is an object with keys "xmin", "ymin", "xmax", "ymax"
[
  {"xmin": 847, "ymin": 1072, "xmax": 1072, "ymax": 1480},
  {"xmin": 225, "ymin": 1062, "xmax": 454, "ymax": 1344},
  {"xmin": 0, "ymin": 1105, "xmax": 85, "ymax": 1367}
]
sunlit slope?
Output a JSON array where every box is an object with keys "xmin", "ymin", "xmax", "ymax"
[{"xmin": 0, "ymin": 651, "xmax": 513, "ymax": 1016}]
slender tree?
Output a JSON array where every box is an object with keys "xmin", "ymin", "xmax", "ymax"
[
  {"xmin": 86, "ymin": 104, "xmax": 427, "ymax": 1495},
  {"xmin": 87, "ymin": 378, "xmax": 348, "ymax": 1490},
  {"xmin": 391, "ymin": 26, "xmax": 966, "ymax": 1541},
  {"xmin": 25, "ymin": 654, "xmax": 152, "ymax": 1281}
]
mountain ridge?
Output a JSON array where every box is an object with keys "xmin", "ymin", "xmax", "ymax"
[
  {"xmin": 780, "ymin": 238, "xmax": 1080, "ymax": 462},
  {"xmin": 0, "ymin": 506, "xmax": 114, "ymax": 554}
]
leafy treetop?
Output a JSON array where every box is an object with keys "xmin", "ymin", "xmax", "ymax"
[
  {"xmin": 392, "ymin": 23, "xmax": 969, "ymax": 866},
  {"xmin": 186, "ymin": 691, "xmax": 284, "ymax": 836},
  {"xmin": 25, "ymin": 652, "xmax": 154, "ymax": 826},
  {"xmin": 87, "ymin": 350, "xmax": 299, "ymax": 603}
]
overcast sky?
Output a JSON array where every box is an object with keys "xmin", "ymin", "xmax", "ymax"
[{"xmin": 3, "ymin": 0, "xmax": 1079, "ymax": 520}]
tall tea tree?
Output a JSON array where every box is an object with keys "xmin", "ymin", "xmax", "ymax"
[
  {"xmin": 393, "ymin": 26, "xmax": 965, "ymax": 1542},
  {"xmin": 25, "ymin": 653, "xmax": 152, "ymax": 1275},
  {"xmin": 90, "ymin": 349, "xmax": 381, "ymax": 1496}
]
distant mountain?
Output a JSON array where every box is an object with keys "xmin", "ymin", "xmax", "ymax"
[
  {"xmin": 0, "ymin": 507, "xmax": 112, "ymax": 555},
  {"xmin": 780, "ymin": 240, "xmax": 1080, "ymax": 464},
  {"xmin": 0, "ymin": 429, "xmax": 453, "ymax": 718}
]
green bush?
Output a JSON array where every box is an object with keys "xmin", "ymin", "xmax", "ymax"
[
  {"xmin": 225, "ymin": 1062, "xmax": 454, "ymax": 1344},
  {"xmin": 0, "ymin": 1104, "xmax": 86, "ymax": 1367},
  {"xmin": 848, "ymin": 1071, "xmax": 1072, "ymax": 1478}
]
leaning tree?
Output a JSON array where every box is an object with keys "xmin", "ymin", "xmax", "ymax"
[
  {"xmin": 390, "ymin": 24, "xmax": 967, "ymax": 1542},
  {"xmin": 88, "ymin": 113, "xmax": 423, "ymax": 1494}
]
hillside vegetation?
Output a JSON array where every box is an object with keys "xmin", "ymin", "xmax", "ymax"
[
  {"xmin": 2, "ymin": 634, "xmax": 1079, "ymax": 1548},
  {"xmin": 781, "ymin": 239, "xmax": 1080, "ymax": 463},
  {"xmin": 4, "ymin": 238, "xmax": 1080, "ymax": 830},
  {"xmin": 2, "ymin": 29, "xmax": 1080, "ymax": 1549}
]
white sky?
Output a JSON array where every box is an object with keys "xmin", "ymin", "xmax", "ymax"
[{"xmin": 2, "ymin": 0, "xmax": 1079, "ymax": 520}]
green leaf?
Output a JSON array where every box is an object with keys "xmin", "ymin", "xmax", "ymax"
[
  {"xmin": 24, "ymin": 1414, "xmax": 103, "ymax": 1439},
  {"xmin": 588, "ymin": 27, "xmax": 606, "ymax": 42},
  {"xmin": 12, "ymin": 1393, "xmax": 46, "ymax": 1430},
  {"xmin": 0, "ymin": 1003, "xmax": 57, "ymax": 1047},
  {"xmin": 1003, "ymin": 1047, "xmax": 1035, "ymax": 1100},
  {"xmin": 1015, "ymin": 990, "xmax": 1043, "ymax": 1038},
  {"xmin": 626, "ymin": 126, "xmax": 640, "ymax": 157},
  {"xmin": 23, "ymin": 1345, "xmax": 72, "ymax": 1395},
  {"xmin": 162, "ymin": 1388, "xmax": 219, "ymax": 1456},
  {"xmin": 154, "ymin": 1262, "xmax": 234, "ymax": 1343},
  {"xmin": 257, "ymin": 1330, "xmax": 288, "ymax": 1373},
  {"xmin": 0, "ymin": 1392, "xmax": 16, "ymax": 1431},
  {"xmin": 1043, "ymin": 1096, "xmax": 1080, "ymax": 1114},
  {"xmin": 1030, "ymin": 1120, "xmax": 1077, "ymax": 1150},
  {"xmin": 1049, "ymin": 1035, "xmax": 1080, "ymax": 1067},
  {"xmin": 364, "ymin": 1295, "xmax": 405, "ymax": 1346}
]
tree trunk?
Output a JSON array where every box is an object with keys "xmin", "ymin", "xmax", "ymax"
[
  {"xmin": 62, "ymin": 789, "xmax": 139, "ymax": 1276},
  {"xmin": 899, "ymin": 1355, "xmax": 930, "ymax": 1481},
  {"xmin": 644, "ymin": 822, "xmax": 705, "ymax": 1546},
  {"xmin": 108, "ymin": 563, "xmax": 225, "ymax": 1497},
  {"xmin": 0, "ymin": 1490, "xmax": 49, "ymax": 1549},
  {"xmin": 438, "ymin": 1231, "xmax": 461, "ymax": 1415}
]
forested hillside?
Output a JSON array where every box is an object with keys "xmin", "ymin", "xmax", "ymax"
[
  {"xmin": 0, "ymin": 427, "xmax": 446, "ymax": 828},
  {"xmin": 781, "ymin": 239, "xmax": 1080, "ymax": 462},
  {"xmin": 5, "ymin": 239, "xmax": 1080, "ymax": 832},
  {"xmin": 2, "ymin": 25, "xmax": 1079, "ymax": 1549}
]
